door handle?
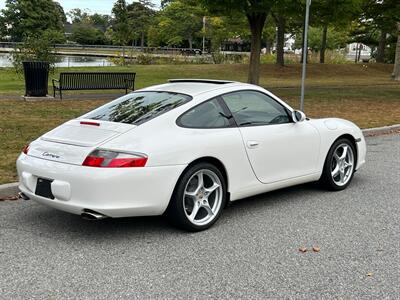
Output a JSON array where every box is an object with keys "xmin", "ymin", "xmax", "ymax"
[{"xmin": 247, "ymin": 141, "xmax": 259, "ymax": 148}]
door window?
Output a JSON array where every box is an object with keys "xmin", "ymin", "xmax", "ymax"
[{"xmin": 221, "ymin": 91, "xmax": 291, "ymax": 126}]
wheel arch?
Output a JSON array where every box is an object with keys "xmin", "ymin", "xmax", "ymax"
[
  {"xmin": 334, "ymin": 134, "xmax": 358, "ymax": 162},
  {"xmin": 172, "ymin": 156, "xmax": 230, "ymax": 204},
  {"xmin": 187, "ymin": 156, "xmax": 229, "ymax": 192},
  {"xmin": 321, "ymin": 133, "xmax": 358, "ymax": 177}
]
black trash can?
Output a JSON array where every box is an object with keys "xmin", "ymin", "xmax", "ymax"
[{"xmin": 23, "ymin": 61, "xmax": 50, "ymax": 97}]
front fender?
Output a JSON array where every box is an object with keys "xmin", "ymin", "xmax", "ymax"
[{"xmin": 309, "ymin": 118, "xmax": 366, "ymax": 174}]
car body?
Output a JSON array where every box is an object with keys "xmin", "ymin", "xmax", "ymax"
[{"xmin": 17, "ymin": 79, "xmax": 366, "ymax": 230}]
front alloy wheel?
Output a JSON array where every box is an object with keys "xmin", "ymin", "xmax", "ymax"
[
  {"xmin": 320, "ymin": 138, "xmax": 356, "ymax": 191},
  {"xmin": 167, "ymin": 163, "xmax": 226, "ymax": 231},
  {"xmin": 330, "ymin": 143, "xmax": 354, "ymax": 187}
]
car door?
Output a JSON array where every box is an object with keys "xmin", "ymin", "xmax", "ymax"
[{"xmin": 221, "ymin": 90, "xmax": 320, "ymax": 184}]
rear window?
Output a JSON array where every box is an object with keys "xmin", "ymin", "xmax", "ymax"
[{"xmin": 82, "ymin": 91, "xmax": 192, "ymax": 125}]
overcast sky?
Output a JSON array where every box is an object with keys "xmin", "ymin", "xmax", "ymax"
[{"xmin": 0, "ymin": 0, "xmax": 161, "ymax": 15}]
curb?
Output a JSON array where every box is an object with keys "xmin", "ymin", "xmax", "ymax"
[
  {"xmin": 0, "ymin": 124, "xmax": 399, "ymax": 197},
  {"xmin": 0, "ymin": 182, "xmax": 19, "ymax": 198},
  {"xmin": 362, "ymin": 124, "xmax": 400, "ymax": 137}
]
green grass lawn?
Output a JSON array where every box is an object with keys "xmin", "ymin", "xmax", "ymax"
[{"xmin": 0, "ymin": 63, "xmax": 399, "ymax": 184}]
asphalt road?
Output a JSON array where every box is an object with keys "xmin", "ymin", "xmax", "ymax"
[{"xmin": 1, "ymin": 134, "xmax": 399, "ymax": 299}]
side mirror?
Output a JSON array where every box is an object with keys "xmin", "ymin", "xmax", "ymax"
[{"xmin": 292, "ymin": 110, "xmax": 306, "ymax": 123}]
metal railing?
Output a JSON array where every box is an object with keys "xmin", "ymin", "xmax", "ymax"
[{"xmin": 0, "ymin": 42, "xmax": 204, "ymax": 55}]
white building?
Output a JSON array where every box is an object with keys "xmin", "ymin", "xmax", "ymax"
[{"xmin": 346, "ymin": 43, "xmax": 372, "ymax": 61}]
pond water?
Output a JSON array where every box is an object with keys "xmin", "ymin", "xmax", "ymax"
[{"xmin": 0, "ymin": 53, "xmax": 114, "ymax": 68}]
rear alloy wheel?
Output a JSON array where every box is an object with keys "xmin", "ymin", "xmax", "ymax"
[
  {"xmin": 167, "ymin": 163, "xmax": 226, "ymax": 231},
  {"xmin": 320, "ymin": 138, "xmax": 356, "ymax": 190}
]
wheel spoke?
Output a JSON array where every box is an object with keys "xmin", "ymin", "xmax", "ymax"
[
  {"xmin": 340, "ymin": 146, "xmax": 348, "ymax": 160},
  {"xmin": 339, "ymin": 169, "xmax": 345, "ymax": 183},
  {"xmin": 189, "ymin": 202, "xmax": 200, "ymax": 221},
  {"xmin": 197, "ymin": 171, "xmax": 204, "ymax": 190},
  {"xmin": 333, "ymin": 152, "xmax": 340, "ymax": 162},
  {"xmin": 344, "ymin": 161, "xmax": 353, "ymax": 169},
  {"xmin": 185, "ymin": 190, "xmax": 197, "ymax": 198},
  {"xmin": 331, "ymin": 165, "xmax": 339, "ymax": 177},
  {"xmin": 205, "ymin": 183, "xmax": 220, "ymax": 196},
  {"xmin": 202, "ymin": 201, "xmax": 214, "ymax": 216}
]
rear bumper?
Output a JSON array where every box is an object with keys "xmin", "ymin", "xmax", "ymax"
[{"xmin": 17, "ymin": 154, "xmax": 186, "ymax": 218}]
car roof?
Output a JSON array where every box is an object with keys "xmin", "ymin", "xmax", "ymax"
[{"xmin": 139, "ymin": 79, "xmax": 245, "ymax": 96}]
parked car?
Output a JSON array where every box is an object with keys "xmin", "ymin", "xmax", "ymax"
[
  {"xmin": 180, "ymin": 48, "xmax": 202, "ymax": 55},
  {"xmin": 17, "ymin": 79, "xmax": 366, "ymax": 231}
]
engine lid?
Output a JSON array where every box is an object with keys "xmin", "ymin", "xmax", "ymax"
[
  {"xmin": 28, "ymin": 119, "xmax": 136, "ymax": 165},
  {"xmin": 40, "ymin": 119, "xmax": 135, "ymax": 147}
]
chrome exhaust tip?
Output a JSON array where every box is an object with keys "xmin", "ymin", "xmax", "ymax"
[
  {"xmin": 81, "ymin": 209, "xmax": 108, "ymax": 221},
  {"xmin": 18, "ymin": 192, "xmax": 30, "ymax": 200}
]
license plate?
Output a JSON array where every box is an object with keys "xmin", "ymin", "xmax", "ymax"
[{"xmin": 35, "ymin": 178, "xmax": 55, "ymax": 199}]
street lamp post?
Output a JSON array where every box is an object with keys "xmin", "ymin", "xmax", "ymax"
[{"xmin": 300, "ymin": 0, "xmax": 311, "ymax": 111}]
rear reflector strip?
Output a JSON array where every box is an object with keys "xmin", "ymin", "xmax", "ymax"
[{"xmin": 80, "ymin": 121, "xmax": 100, "ymax": 126}]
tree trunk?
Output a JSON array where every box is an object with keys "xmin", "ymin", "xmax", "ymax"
[
  {"xmin": 376, "ymin": 30, "xmax": 386, "ymax": 63},
  {"xmin": 392, "ymin": 23, "xmax": 400, "ymax": 81},
  {"xmin": 246, "ymin": 12, "xmax": 267, "ymax": 85},
  {"xmin": 140, "ymin": 31, "xmax": 145, "ymax": 49},
  {"xmin": 320, "ymin": 24, "xmax": 328, "ymax": 64},
  {"xmin": 265, "ymin": 39, "xmax": 271, "ymax": 54},
  {"xmin": 357, "ymin": 44, "xmax": 362, "ymax": 62},
  {"xmin": 276, "ymin": 15, "xmax": 285, "ymax": 67},
  {"xmin": 188, "ymin": 36, "xmax": 193, "ymax": 49}
]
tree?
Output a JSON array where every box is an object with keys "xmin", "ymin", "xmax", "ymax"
[
  {"xmin": 262, "ymin": 19, "xmax": 276, "ymax": 54},
  {"xmin": 67, "ymin": 8, "xmax": 89, "ymax": 24},
  {"xmin": 0, "ymin": 0, "xmax": 66, "ymax": 42},
  {"xmin": 127, "ymin": 0, "xmax": 155, "ymax": 47},
  {"xmin": 294, "ymin": 26, "xmax": 349, "ymax": 52},
  {"xmin": 206, "ymin": 15, "xmax": 249, "ymax": 52},
  {"xmin": 312, "ymin": 0, "xmax": 362, "ymax": 63},
  {"xmin": 90, "ymin": 14, "xmax": 112, "ymax": 32},
  {"xmin": 270, "ymin": 0, "xmax": 301, "ymax": 66},
  {"xmin": 112, "ymin": 0, "xmax": 131, "ymax": 45},
  {"xmin": 359, "ymin": 0, "xmax": 400, "ymax": 63},
  {"xmin": 71, "ymin": 24, "xmax": 107, "ymax": 45},
  {"xmin": 200, "ymin": 0, "xmax": 275, "ymax": 84},
  {"xmin": 11, "ymin": 31, "xmax": 59, "ymax": 74},
  {"xmin": 154, "ymin": 0, "xmax": 204, "ymax": 49}
]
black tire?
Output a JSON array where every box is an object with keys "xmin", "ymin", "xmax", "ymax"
[
  {"xmin": 166, "ymin": 162, "xmax": 227, "ymax": 231},
  {"xmin": 320, "ymin": 138, "xmax": 356, "ymax": 191}
]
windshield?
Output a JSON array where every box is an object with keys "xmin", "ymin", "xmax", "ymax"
[{"xmin": 82, "ymin": 91, "xmax": 192, "ymax": 125}]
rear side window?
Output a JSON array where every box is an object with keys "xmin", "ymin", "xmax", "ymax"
[
  {"xmin": 178, "ymin": 98, "xmax": 231, "ymax": 128},
  {"xmin": 82, "ymin": 91, "xmax": 192, "ymax": 125}
]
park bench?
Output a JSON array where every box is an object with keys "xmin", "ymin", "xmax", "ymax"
[{"xmin": 52, "ymin": 72, "xmax": 136, "ymax": 99}]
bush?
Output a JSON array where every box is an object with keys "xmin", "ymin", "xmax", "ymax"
[
  {"xmin": 11, "ymin": 31, "xmax": 58, "ymax": 75},
  {"xmin": 136, "ymin": 53, "xmax": 153, "ymax": 65},
  {"xmin": 71, "ymin": 24, "xmax": 107, "ymax": 45}
]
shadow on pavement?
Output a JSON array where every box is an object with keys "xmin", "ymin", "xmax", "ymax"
[{"xmin": 15, "ymin": 176, "xmax": 367, "ymax": 242}]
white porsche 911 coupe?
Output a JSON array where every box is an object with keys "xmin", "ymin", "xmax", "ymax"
[{"xmin": 17, "ymin": 79, "xmax": 366, "ymax": 231}]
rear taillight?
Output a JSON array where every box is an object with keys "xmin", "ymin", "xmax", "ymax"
[
  {"xmin": 22, "ymin": 144, "xmax": 30, "ymax": 155},
  {"xmin": 80, "ymin": 121, "xmax": 100, "ymax": 126},
  {"xmin": 82, "ymin": 149, "xmax": 147, "ymax": 168}
]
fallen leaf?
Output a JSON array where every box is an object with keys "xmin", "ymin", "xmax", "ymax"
[
  {"xmin": 299, "ymin": 247, "xmax": 307, "ymax": 253},
  {"xmin": 0, "ymin": 195, "xmax": 19, "ymax": 201},
  {"xmin": 312, "ymin": 246, "xmax": 321, "ymax": 252}
]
